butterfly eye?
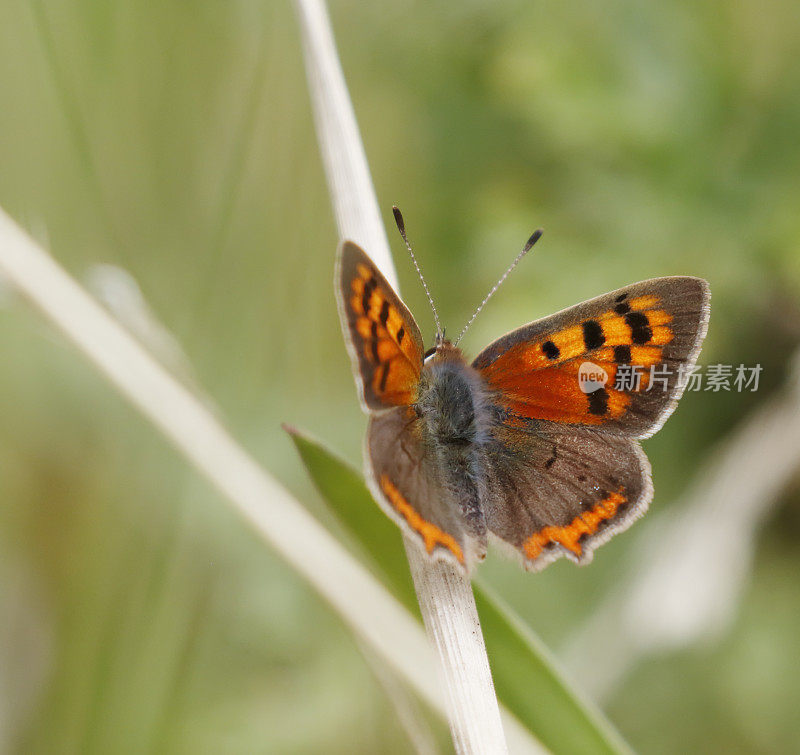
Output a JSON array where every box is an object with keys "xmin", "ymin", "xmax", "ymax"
[{"xmin": 423, "ymin": 346, "xmax": 437, "ymax": 363}]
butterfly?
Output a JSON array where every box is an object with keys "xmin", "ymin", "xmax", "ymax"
[{"xmin": 336, "ymin": 209, "xmax": 710, "ymax": 573}]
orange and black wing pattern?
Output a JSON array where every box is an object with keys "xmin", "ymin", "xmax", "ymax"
[
  {"xmin": 337, "ymin": 242, "xmax": 424, "ymax": 412},
  {"xmin": 472, "ymin": 277, "xmax": 710, "ymax": 438}
]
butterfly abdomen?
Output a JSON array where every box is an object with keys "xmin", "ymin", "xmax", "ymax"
[{"xmin": 413, "ymin": 346, "xmax": 495, "ymax": 543}]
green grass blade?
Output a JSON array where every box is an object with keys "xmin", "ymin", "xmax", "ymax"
[
  {"xmin": 287, "ymin": 426, "xmax": 632, "ymax": 754},
  {"xmin": 474, "ymin": 582, "xmax": 632, "ymax": 755},
  {"xmin": 284, "ymin": 425, "xmax": 418, "ymax": 614}
]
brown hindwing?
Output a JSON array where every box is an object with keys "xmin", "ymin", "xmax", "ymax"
[
  {"xmin": 482, "ymin": 422, "xmax": 652, "ymax": 570},
  {"xmin": 366, "ymin": 406, "xmax": 483, "ymax": 570}
]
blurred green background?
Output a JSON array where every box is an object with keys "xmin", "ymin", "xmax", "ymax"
[{"xmin": 1, "ymin": 0, "xmax": 799, "ymax": 752}]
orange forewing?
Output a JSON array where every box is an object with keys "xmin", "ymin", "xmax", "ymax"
[
  {"xmin": 497, "ymin": 363, "xmax": 630, "ymax": 426},
  {"xmin": 338, "ymin": 242, "xmax": 424, "ymax": 411},
  {"xmin": 480, "ymin": 300, "xmax": 673, "ymax": 425},
  {"xmin": 481, "ymin": 306, "xmax": 674, "ymax": 373},
  {"xmin": 474, "ymin": 277, "xmax": 709, "ymax": 436}
]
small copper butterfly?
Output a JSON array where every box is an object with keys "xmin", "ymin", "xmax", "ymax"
[{"xmin": 336, "ymin": 208, "xmax": 710, "ymax": 572}]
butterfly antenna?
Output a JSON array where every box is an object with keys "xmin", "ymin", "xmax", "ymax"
[
  {"xmin": 454, "ymin": 228, "xmax": 543, "ymax": 346},
  {"xmin": 392, "ymin": 206, "xmax": 443, "ymax": 340}
]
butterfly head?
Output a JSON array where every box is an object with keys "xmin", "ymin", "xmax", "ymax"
[{"xmin": 423, "ymin": 332, "xmax": 463, "ymax": 365}]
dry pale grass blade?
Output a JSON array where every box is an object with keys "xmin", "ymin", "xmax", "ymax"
[
  {"xmin": 407, "ymin": 547, "xmax": 512, "ymax": 755},
  {"xmin": 565, "ymin": 354, "xmax": 800, "ymax": 699},
  {"xmin": 293, "ymin": 0, "xmax": 396, "ymax": 288},
  {"xmin": 293, "ymin": 0, "xmax": 511, "ymax": 751},
  {"xmin": 86, "ymin": 264, "xmax": 199, "ymax": 389},
  {"xmin": 0, "ymin": 207, "xmax": 442, "ymax": 720},
  {"xmin": 0, "ymin": 209, "xmax": 542, "ymax": 753},
  {"xmin": 89, "ymin": 259, "xmax": 436, "ymax": 753}
]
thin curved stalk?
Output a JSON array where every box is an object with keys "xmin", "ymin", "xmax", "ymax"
[{"xmin": 293, "ymin": 0, "xmax": 508, "ymax": 751}]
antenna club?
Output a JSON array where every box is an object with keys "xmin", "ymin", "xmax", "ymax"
[
  {"xmin": 524, "ymin": 228, "xmax": 543, "ymax": 253},
  {"xmin": 392, "ymin": 206, "xmax": 406, "ymax": 235}
]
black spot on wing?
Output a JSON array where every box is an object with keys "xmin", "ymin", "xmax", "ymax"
[
  {"xmin": 614, "ymin": 301, "xmax": 631, "ymax": 314},
  {"xmin": 582, "ymin": 320, "xmax": 606, "ymax": 350},
  {"xmin": 542, "ymin": 340, "xmax": 560, "ymax": 360},
  {"xmin": 625, "ymin": 311, "xmax": 653, "ymax": 344},
  {"xmin": 615, "ymin": 292, "xmax": 628, "ymax": 302},
  {"xmin": 379, "ymin": 299, "xmax": 390, "ymax": 327},
  {"xmin": 396, "ymin": 326, "xmax": 405, "ymax": 345},
  {"xmin": 370, "ymin": 322, "xmax": 380, "ymax": 362},
  {"xmin": 361, "ymin": 276, "xmax": 377, "ymax": 316},
  {"xmin": 614, "ymin": 345, "xmax": 632, "ymax": 363},
  {"xmin": 587, "ymin": 387, "xmax": 609, "ymax": 415},
  {"xmin": 378, "ymin": 362, "xmax": 390, "ymax": 392}
]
